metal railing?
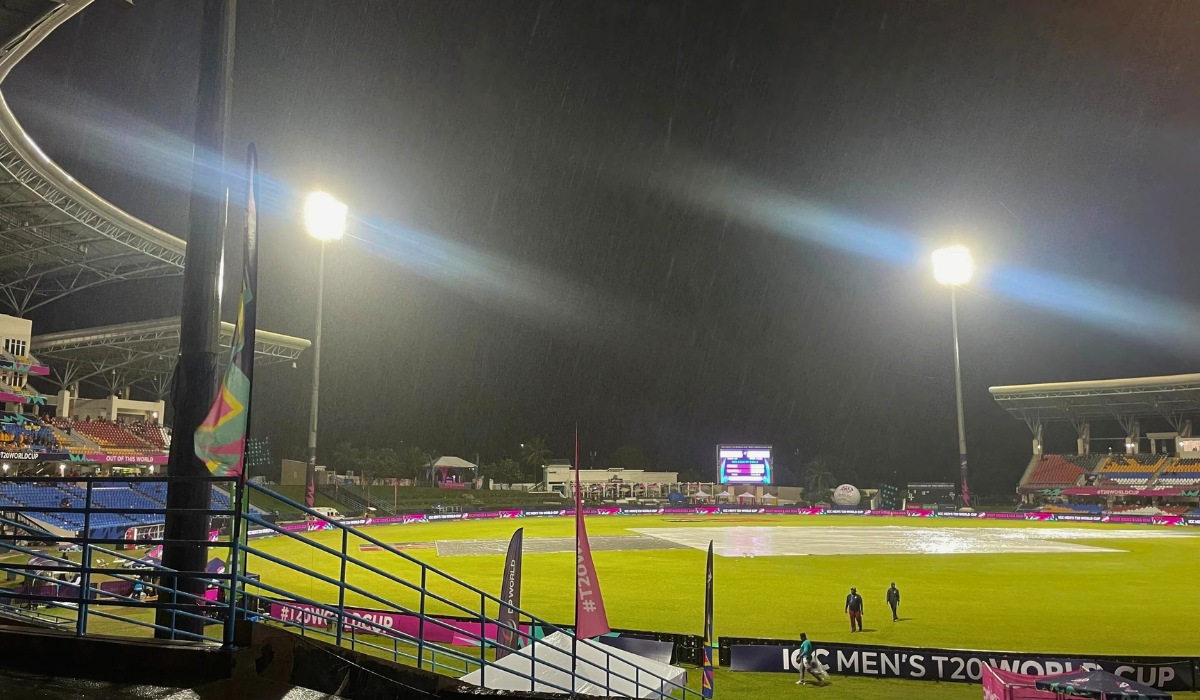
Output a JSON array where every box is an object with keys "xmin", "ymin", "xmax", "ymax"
[
  {"xmin": 237, "ymin": 482, "xmax": 696, "ymax": 697},
  {"xmin": 0, "ymin": 475, "xmax": 240, "ymax": 645},
  {"xmin": 0, "ymin": 476, "xmax": 700, "ymax": 698}
]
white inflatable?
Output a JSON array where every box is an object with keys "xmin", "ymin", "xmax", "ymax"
[{"xmin": 832, "ymin": 484, "xmax": 861, "ymax": 506}]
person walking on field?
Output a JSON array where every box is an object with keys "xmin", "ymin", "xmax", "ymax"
[
  {"xmin": 887, "ymin": 582, "xmax": 901, "ymax": 621},
  {"xmin": 845, "ymin": 587, "xmax": 864, "ymax": 632},
  {"xmin": 794, "ymin": 632, "xmax": 827, "ymax": 685}
]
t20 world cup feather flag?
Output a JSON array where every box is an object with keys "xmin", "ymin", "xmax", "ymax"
[
  {"xmin": 195, "ymin": 145, "xmax": 259, "ymax": 480},
  {"xmin": 702, "ymin": 539, "xmax": 715, "ymax": 698},
  {"xmin": 574, "ymin": 429, "xmax": 609, "ymax": 638},
  {"xmin": 495, "ymin": 527, "xmax": 524, "ymax": 659}
]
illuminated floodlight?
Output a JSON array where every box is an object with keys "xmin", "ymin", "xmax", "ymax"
[
  {"xmin": 932, "ymin": 245, "xmax": 973, "ymax": 286},
  {"xmin": 304, "ymin": 191, "xmax": 348, "ymax": 242}
]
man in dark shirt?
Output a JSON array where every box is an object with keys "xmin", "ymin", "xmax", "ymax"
[
  {"xmin": 845, "ymin": 587, "xmax": 863, "ymax": 632},
  {"xmin": 887, "ymin": 582, "xmax": 901, "ymax": 621}
]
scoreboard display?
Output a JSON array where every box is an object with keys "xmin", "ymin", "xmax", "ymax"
[{"xmin": 718, "ymin": 445, "xmax": 772, "ymax": 484}]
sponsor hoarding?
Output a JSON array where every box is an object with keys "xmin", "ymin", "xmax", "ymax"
[{"xmin": 728, "ymin": 642, "xmax": 1194, "ymax": 691}]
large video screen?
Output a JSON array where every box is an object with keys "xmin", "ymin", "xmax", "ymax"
[{"xmin": 718, "ymin": 445, "xmax": 772, "ymax": 484}]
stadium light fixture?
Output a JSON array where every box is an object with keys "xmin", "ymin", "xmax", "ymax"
[
  {"xmin": 1, "ymin": 464, "xmax": 7, "ymax": 474},
  {"xmin": 304, "ymin": 191, "xmax": 348, "ymax": 242},
  {"xmin": 58, "ymin": 464, "xmax": 65, "ymax": 475},
  {"xmin": 932, "ymin": 245, "xmax": 973, "ymax": 286}
]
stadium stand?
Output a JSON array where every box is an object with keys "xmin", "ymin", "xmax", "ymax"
[
  {"xmin": 1097, "ymin": 455, "xmax": 1163, "ymax": 485},
  {"xmin": 1157, "ymin": 457, "xmax": 1200, "ymax": 486},
  {"xmin": 1025, "ymin": 455, "xmax": 1088, "ymax": 487},
  {"xmin": 1040, "ymin": 503, "xmax": 1104, "ymax": 514},
  {"xmin": 0, "ymin": 412, "xmax": 62, "ymax": 453},
  {"xmin": 0, "ymin": 481, "xmax": 249, "ymax": 535},
  {"xmin": 48, "ymin": 418, "xmax": 161, "ymax": 456},
  {"xmin": 126, "ymin": 421, "xmax": 170, "ymax": 449},
  {"xmin": 0, "ymin": 482, "xmax": 136, "ymax": 532}
]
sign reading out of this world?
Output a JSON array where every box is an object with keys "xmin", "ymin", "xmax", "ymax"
[{"xmin": 718, "ymin": 445, "xmax": 772, "ymax": 485}]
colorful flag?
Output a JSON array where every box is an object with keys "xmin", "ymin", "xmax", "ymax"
[
  {"xmin": 702, "ymin": 539, "xmax": 715, "ymax": 698},
  {"xmin": 194, "ymin": 145, "xmax": 259, "ymax": 480},
  {"xmin": 495, "ymin": 527, "xmax": 524, "ymax": 659},
  {"xmin": 574, "ymin": 429, "xmax": 609, "ymax": 638}
]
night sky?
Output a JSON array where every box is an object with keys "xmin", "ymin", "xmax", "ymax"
[{"xmin": 14, "ymin": 1, "xmax": 1200, "ymax": 493}]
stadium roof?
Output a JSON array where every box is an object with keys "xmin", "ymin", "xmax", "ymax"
[
  {"xmin": 989, "ymin": 374, "xmax": 1200, "ymax": 428},
  {"xmin": 31, "ymin": 318, "xmax": 310, "ymax": 399},
  {"xmin": 0, "ymin": 1, "xmax": 185, "ymax": 315}
]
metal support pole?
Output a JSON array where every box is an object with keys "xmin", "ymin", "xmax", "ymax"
[
  {"xmin": 223, "ymin": 480, "xmax": 243, "ymax": 646},
  {"xmin": 950, "ymin": 286, "xmax": 969, "ymax": 506},
  {"xmin": 75, "ymin": 482, "xmax": 92, "ymax": 636},
  {"xmin": 480, "ymin": 590, "xmax": 486, "ymax": 688},
  {"xmin": 417, "ymin": 567, "xmax": 426, "ymax": 669},
  {"xmin": 305, "ymin": 242, "xmax": 327, "ymax": 507},
  {"xmin": 336, "ymin": 527, "xmax": 347, "ymax": 646},
  {"xmin": 159, "ymin": 0, "xmax": 236, "ymax": 639},
  {"xmin": 169, "ymin": 578, "xmax": 178, "ymax": 641}
]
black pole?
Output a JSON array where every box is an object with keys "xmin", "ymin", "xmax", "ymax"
[{"xmin": 157, "ymin": 0, "xmax": 236, "ymax": 639}]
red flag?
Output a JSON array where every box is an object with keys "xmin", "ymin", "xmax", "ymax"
[{"xmin": 574, "ymin": 429, "xmax": 609, "ymax": 638}]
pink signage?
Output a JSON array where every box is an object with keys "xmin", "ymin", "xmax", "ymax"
[
  {"xmin": 1062, "ymin": 487, "xmax": 1183, "ymax": 496},
  {"xmin": 268, "ymin": 602, "xmax": 530, "ymax": 646},
  {"xmin": 85, "ymin": 453, "xmax": 168, "ymax": 465}
]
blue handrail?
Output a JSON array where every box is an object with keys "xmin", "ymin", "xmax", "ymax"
[{"xmin": 0, "ymin": 476, "xmax": 699, "ymax": 698}]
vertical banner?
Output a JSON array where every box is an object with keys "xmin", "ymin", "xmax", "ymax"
[
  {"xmin": 702, "ymin": 539, "xmax": 715, "ymax": 698},
  {"xmin": 495, "ymin": 527, "xmax": 524, "ymax": 659},
  {"xmin": 961, "ymin": 457, "xmax": 971, "ymax": 507},
  {"xmin": 574, "ymin": 429, "xmax": 610, "ymax": 638},
  {"xmin": 194, "ymin": 144, "xmax": 259, "ymax": 480}
]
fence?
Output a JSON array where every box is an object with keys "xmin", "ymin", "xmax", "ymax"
[
  {"xmin": 0, "ymin": 475, "xmax": 240, "ymax": 645},
  {"xmin": 0, "ymin": 476, "xmax": 700, "ymax": 699}
]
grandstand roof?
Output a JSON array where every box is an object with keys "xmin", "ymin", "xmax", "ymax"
[
  {"xmin": 31, "ymin": 317, "xmax": 310, "ymax": 398},
  {"xmin": 989, "ymin": 374, "xmax": 1200, "ymax": 425},
  {"xmin": 0, "ymin": 1, "xmax": 185, "ymax": 315}
]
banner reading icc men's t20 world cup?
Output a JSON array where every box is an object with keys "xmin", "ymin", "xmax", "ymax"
[
  {"xmin": 495, "ymin": 527, "xmax": 524, "ymax": 659},
  {"xmin": 729, "ymin": 641, "xmax": 1195, "ymax": 691}
]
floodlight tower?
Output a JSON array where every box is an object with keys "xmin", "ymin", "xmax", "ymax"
[
  {"xmin": 932, "ymin": 245, "xmax": 974, "ymax": 507},
  {"xmin": 304, "ymin": 191, "xmax": 347, "ymax": 507}
]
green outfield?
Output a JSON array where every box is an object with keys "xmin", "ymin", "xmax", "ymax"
[{"xmin": 245, "ymin": 514, "xmax": 1200, "ymax": 657}]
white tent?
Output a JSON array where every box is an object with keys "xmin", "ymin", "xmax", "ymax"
[
  {"xmin": 693, "ymin": 489, "xmax": 710, "ymax": 499},
  {"xmin": 459, "ymin": 631, "xmax": 687, "ymax": 698},
  {"xmin": 716, "ymin": 489, "xmax": 734, "ymax": 497},
  {"xmin": 736, "ymin": 491, "xmax": 755, "ymax": 501}
]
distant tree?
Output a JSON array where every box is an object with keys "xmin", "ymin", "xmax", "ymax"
[
  {"xmin": 481, "ymin": 457, "xmax": 522, "ymax": 485},
  {"xmin": 329, "ymin": 441, "xmax": 362, "ymax": 474},
  {"xmin": 802, "ymin": 456, "xmax": 837, "ymax": 503},
  {"xmin": 361, "ymin": 447, "xmax": 403, "ymax": 482},
  {"xmin": 396, "ymin": 445, "xmax": 434, "ymax": 480},
  {"xmin": 520, "ymin": 436, "xmax": 552, "ymax": 480},
  {"xmin": 605, "ymin": 446, "xmax": 651, "ymax": 472}
]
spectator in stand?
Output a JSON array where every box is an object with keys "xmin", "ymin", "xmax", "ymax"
[{"xmin": 845, "ymin": 587, "xmax": 864, "ymax": 632}]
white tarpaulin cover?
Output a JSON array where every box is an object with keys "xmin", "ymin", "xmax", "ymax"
[{"xmin": 459, "ymin": 631, "xmax": 687, "ymax": 698}]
